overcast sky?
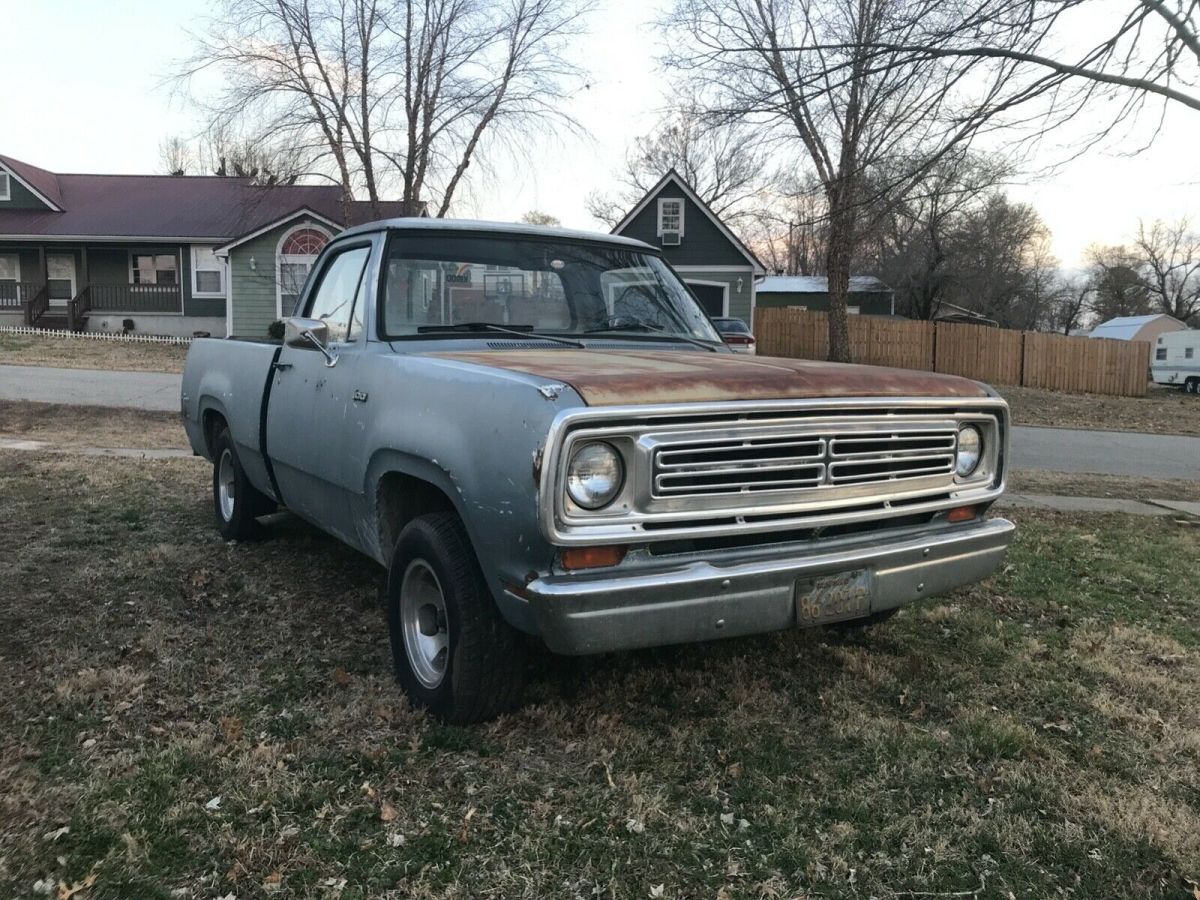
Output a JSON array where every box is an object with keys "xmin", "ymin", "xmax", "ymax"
[{"xmin": 3, "ymin": 0, "xmax": 1199, "ymax": 267}]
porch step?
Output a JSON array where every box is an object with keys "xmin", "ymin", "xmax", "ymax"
[{"xmin": 31, "ymin": 314, "xmax": 86, "ymax": 333}]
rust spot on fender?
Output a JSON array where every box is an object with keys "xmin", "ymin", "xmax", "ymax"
[{"xmin": 427, "ymin": 349, "xmax": 989, "ymax": 406}]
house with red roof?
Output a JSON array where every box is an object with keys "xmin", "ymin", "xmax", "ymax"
[{"xmin": 0, "ymin": 154, "xmax": 416, "ymax": 338}]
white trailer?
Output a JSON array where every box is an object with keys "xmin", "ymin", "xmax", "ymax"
[{"xmin": 1151, "ymin": 330, "xmax": 1200, "ymax": 393}]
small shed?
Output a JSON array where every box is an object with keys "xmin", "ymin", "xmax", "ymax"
[
  {"xmin": 755, "ymin": 275, "xmax": 895, "ymax": 316},
  {"xmin": 1089, "ymin": 314, "xmax": 1186, "ymax": 344}
]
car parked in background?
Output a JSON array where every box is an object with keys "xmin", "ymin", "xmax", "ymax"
[{"xmin": 712, "ymin": 316, "xmax": 757, "ymax": 354}]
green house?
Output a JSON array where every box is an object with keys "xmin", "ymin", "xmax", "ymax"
[
  {"xmin": 0, "ymin": 153, "xmax": 412, "ymax": 338},
  {"xmin": 611, "ymin": 169, "xmax": 765, "ymax": 324}
]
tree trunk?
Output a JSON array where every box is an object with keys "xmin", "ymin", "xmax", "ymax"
[{"xmin": 825, "ymin": 199, "xmax": 853, "ymax": 363}]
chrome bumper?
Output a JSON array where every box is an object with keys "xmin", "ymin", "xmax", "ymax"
[{"xmin": 522, "ymin": 517, "xmax": 1015, "ymax": 654}]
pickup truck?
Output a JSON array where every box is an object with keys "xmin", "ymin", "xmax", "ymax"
[{"xmin": 182, "ymin": 219, "xmax": 1015, "ymax": 723}]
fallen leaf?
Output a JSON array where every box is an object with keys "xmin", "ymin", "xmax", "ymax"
[
  {"xmin": 649, "ymin": 885, "xmax": 665, "ymax": 898},
  {"xmin": 380, "ymin": 800, "xmax": 398, "ymax": 823},
  {"xmin": 332, "ymin": 667, "xmax": 351, "ymax": 687},
  {"xmin": 57, "ymin": 872, "xmax": 97, "ymax": 900},
  {"xmin": 263, "ymin": 872, "xmax": 282, "ymax": 893},
  {"xmin": 205, "ymin": 796, "xmax": 222, "ymax": 811}
]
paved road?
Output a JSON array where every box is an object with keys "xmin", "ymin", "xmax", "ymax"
[
  {"xmin": 0, "ymin": 364, "xmax": 182, "ymax": 412},
  {"xmin": 1009, "ymin": 425, "xmax": 1200, "ymax": 479},
  {"xmin": 2, "ymin": 365, "xmax": 1198, "ymax": 478}
]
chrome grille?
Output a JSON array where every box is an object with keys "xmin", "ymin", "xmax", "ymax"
[{"xmin": 651, "ymin": 426, "xmax": 957, "ymax": 498}]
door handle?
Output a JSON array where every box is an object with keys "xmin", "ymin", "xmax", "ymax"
[{"xmin": 272, "ymin": 361, "xmax": 293, "ymax": 371}]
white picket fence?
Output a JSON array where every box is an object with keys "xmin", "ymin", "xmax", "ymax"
[{"xmin": 0, "ymin": 326, "xmax": 192, "ymax": 347}]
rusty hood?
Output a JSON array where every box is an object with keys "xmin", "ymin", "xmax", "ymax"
[{"xmin": 426, "ymin": 348, "xmax": 989, "ymax": 406}]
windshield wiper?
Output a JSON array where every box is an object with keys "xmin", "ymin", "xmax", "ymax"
[
  {"xmin": 417, "ymin": 322, "xmax": 584, "ymax": 349},
  {"xmin": 584, "ymin": 320, "xmax": 720, "ymax": 352}
]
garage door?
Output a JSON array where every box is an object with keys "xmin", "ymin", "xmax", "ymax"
[{"xmin": 686, "ymin": 282, "xmax": 725, "ymax": 317}]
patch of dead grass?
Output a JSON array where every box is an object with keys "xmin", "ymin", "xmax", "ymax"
[
  {"xmin": 1009, "ymin": 469, "xmax": 1200, "ymax": 502},
  {"xmin": 0, "ymin": 333, "xmax": 188, "ymax": 373},
  {"xmin": 1000, "ymin": 384, "xmax": 1200, "ymax": 436},
  {"xmin": 0, "ymin": 400, "xmax": 187, "ymax": 449}
]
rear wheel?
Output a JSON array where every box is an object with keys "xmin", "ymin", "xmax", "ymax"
[
  {"xmin": 386, "ymin": 512, "xmax": 526, "ymax": 723},
  {"xmin": 211, "ymin": 425, "xmax": 274, "ymax": 541},
  {"xmin": 1186, "ymin": 378, "xmax": 1199, "ymax": 395}
]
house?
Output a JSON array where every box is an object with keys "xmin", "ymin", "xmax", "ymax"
[
  {"xmin": 0, "ymin": 153, "xmax": 413, "ymax": 338},
  {"xmin": 610, "ymin": 169, "xmax": 765, "ymax": 323},
  {"xmin": 755, "ymin": 274, "xmax": 895, "ymax": 316},
  {"xmin": 1088, "ymin": 314, "xmax": 1187, "ymax": 344}
]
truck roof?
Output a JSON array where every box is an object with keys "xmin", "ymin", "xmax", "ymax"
[{"xmin": 338, "ymin": 217, "xmax": 657, "ymax": 251}]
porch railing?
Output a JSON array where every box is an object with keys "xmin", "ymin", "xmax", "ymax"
[
  {"xmin": 68, "ymin": 286, "xmax": 91, "ymax": 332},
  {"xmin": 87, "ymin": 283, "xmax": 182, "ymax": 313},
  {"xmin": 24, "ymin": 284, "xmax": 49, "ymax": 326},
  {"xmin": 0, "ymin": 282, "xmax": 42, "ymax": 310}
]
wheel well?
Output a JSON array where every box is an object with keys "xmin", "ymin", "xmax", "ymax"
[
  {"xmin": 376, "ymin": 472, "xmax": 457, "ymax": 554},
  {"xmin": 201, "ymin": 409, "xmax": 227, "ymax": 458}
]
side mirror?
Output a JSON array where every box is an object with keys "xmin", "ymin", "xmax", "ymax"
[{"xmin": 283, "ymin": 316, "xmax": 338, "ymax": 366}]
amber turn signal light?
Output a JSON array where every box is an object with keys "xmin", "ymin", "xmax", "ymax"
[
  {"xmin": 947, "ymin": 505, "xmax": 977, "ymax": 523},
  {"xmin": 560, "ymin": 545, "xmax": 627, "ymax": 570}
]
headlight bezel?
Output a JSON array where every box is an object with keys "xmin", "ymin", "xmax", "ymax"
[
  {"xmin": 565, "ymin": 440, "xmax": 626, "ymax": 510},
  {"xmin": 955, "ymin": 424, "xmax": 983, "ymax": 478}
]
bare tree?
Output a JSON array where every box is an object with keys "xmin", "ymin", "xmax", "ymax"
[
  {"xmin": 1134, "ymin": 218, "xmax": 1200, "ymax": 324},
  {"xmin": 159, "ymin": 136, "xmax": 195, "ymax": 176},
  {"xmin": 586, "ymin": 109, "xmax": 772, "ymax": 227},
  {"xmin": 1086, "ymin": 244, "xmax": 1154, "ymax": 321},
  {"xmin": 180, "ymin": 0, "xmax": 586, "ymax": 217},
  {"xmin": 1046, "ymin": 274, "xmax": 1092, "ymax": 335},
  {"xmin": 521, "ymin": 210, "xmax": 561, "ymax": 226},
  {"xmin": 663, "ymin": 0, "xmax": 1058, "ymax": 362}
]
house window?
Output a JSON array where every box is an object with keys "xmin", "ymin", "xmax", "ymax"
[
  {"xmin": 1187, "ymin": 347, "xmax": 1195, "ymax": 359},
  {"xmin": 131, "ymin": 253, "xmax": 178, "ymax": 286},
  {"xmin": 0, "ymin": 173, "xmax": 10, "ymax": 201},
  {"xmin": 191, "ymin": 246, "xmax": 224, "ymax": 296},
  {"xmin": 278, "ymin": 226, "xmax": 330, "ymax": 315},
  {"xmin": 1156, "ymin": 347, "xmax": 1167, "ymax": 360},
  {"xmin": 657, "ymin": 198, "xmax": 684, "ymax": 237}
]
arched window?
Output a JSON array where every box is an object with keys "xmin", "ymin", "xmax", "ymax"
[{"xmin": 278, "ymin": 225, "xmax": 330, "ymax": 314}]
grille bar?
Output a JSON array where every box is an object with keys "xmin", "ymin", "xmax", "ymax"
[{"xmin": 650, "ymin": 423, "xmax": 958, "ymax": 499}]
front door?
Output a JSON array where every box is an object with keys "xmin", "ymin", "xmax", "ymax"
[
  {"xmin": 265, "ymin": 242, "xmax": 373, "ymax": 543},
  {"xmin": 687, "ymin": 281, "xmax": 726, "ymax": 318},
  {"xmin": 46, "ymin": 254, "xmax": 76, "ymax": 306}
]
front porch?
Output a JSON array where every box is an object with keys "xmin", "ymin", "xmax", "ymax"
[{"xmin": 0, "ymin": 244, "xmax": 186, "ymax": 332}]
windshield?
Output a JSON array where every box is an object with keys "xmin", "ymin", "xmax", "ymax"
[
  {"xmin": 379, "ymin": 234, "xmax": 721, "ymax": 343},
  {"xmin": 714, "ymin": 318, "xmax": 750, "ymax": 335}
]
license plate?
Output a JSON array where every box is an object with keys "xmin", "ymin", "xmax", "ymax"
[{"xmin": 795, "ymin": 569, "xmax": 872, "ymax": 625}]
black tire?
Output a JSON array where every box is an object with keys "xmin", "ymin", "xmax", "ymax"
[
  {"xmin": 386, "ymin": 512, "xmax": 526, "ymax": 723},
  {"xmin": 1187, "ymin": 378, "xmax": 1199, "ymax": 395},
  {"xmin": 825, "ymin": 607, "xmax": 900, "ymax": 633},
  {"xmin": 211, "ymin": 425, "xmax": 274, "ymax": 542}
]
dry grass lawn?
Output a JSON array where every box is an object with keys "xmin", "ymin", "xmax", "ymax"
[
  {"xmin": 1009, "ymin": 469, "xmax": 1200, "ymax": 503},
  {"xmin": 2, "ymin": 448, "xmax": 1199, "ymax": 899},
  {"xmin": 999, "ymin": 384, "xmax": 1200, "ymax": 436},
  {"xmin": 0, "ymin": 401, "xmax": 188, "ymax": 450},
  {"xmin": 0, "ymin": 333, "xmax": 188, "ymax": 373}
]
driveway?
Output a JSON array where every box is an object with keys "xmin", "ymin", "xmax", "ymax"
[
  {"xmin": 1010, "ymin": 425, "xmax": 1200, "ymax": 479},
  {"xmin": 0, "ymin": 364, "xmax": 181, "ymax": 412}
]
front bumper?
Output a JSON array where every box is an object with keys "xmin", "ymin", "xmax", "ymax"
[{"xmin": 522, "ymin": 517, "xmax": 1015, "ymax": 654}]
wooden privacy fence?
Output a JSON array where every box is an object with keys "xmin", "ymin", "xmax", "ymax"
[{"xmin": 754, "ymin": 308, "xmax": 1152, "ymax": 397}]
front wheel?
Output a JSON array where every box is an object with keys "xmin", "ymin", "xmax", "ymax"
[
  {"xmin": 386, "ymin": 512, "xmax": 526, "ymax": 723},
  {"xmin": 1186, "ymin": 378, "xmax": 1198, "ymax": 395},
  {"xmin": 211, "ymin": 425, "xmax": 274, "ymax": 541}
]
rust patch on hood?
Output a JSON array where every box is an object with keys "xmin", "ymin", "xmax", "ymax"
[{"xmin": 427, "ymin": 349, "xmax": 989, "ymax": 406}]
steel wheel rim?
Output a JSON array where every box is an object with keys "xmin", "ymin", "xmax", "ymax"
[
  {"xmin": 400, "ymin": 560, "xmax": 449, "ymax": 689},
  {"xmin": 218, "ymin": 449, "xmax": 236, "ymax": 521}
]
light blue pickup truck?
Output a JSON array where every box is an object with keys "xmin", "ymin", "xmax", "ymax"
[{"xmin": 182, "ymin": 219, "xmax": 1014, "ymax": 722}]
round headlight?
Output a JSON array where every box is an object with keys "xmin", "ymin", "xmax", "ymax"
[
  {"xmin": 955, "ymin": 425, "xmax": 983, "ymax": 477},
  {"xmin": 566, "ymin": 442, "xmax": 625, "ymax": 509}
]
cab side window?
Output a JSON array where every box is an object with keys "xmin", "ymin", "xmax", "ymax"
[{"xmin": 305, "ymin": 246, "xmax": 371, "ymax": 343}]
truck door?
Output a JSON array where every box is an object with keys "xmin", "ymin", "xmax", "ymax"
[{"xmin": 265, "ymin": 241, "xmax": 373, "ymax": 543}]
